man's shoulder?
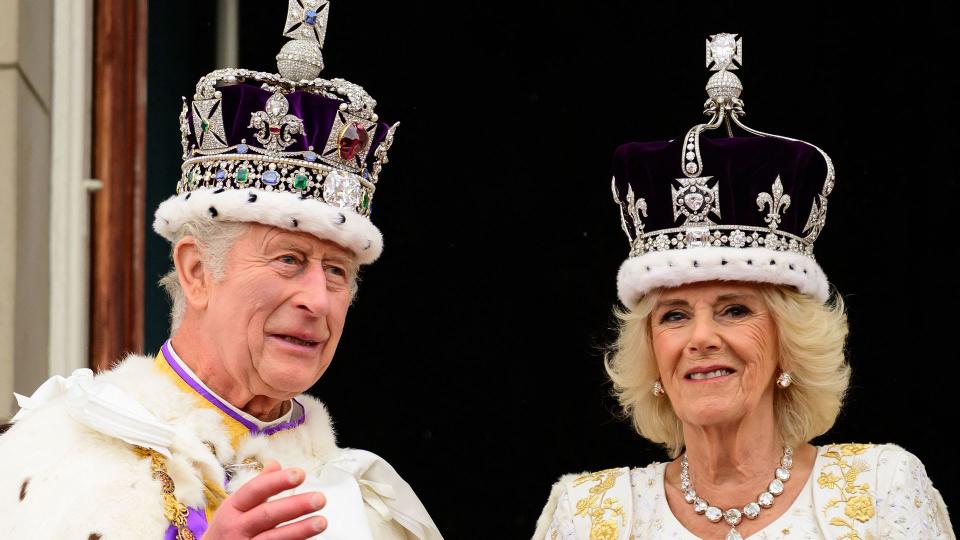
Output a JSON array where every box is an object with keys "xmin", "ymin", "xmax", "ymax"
[{"xmin": 0, "ymin": 385, "xmax": 168, "ymax": 537}]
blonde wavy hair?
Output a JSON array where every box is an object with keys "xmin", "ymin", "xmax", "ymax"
[{"xmin": 605, "ymin": 283, "xmax": 850, "ymax": 458}]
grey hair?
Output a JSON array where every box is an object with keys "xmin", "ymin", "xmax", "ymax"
[{"xmin": 159, "ymin": 220, "xmax": 252, "ymax": 333}]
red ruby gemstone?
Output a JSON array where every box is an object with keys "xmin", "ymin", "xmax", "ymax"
[
  {"xmin": 269, "ymin": 126, "xmax": 281, "ymax": 135},
  {"xmin": 338, "ymin": 122, "xmax": 369, "ymax": 161}
]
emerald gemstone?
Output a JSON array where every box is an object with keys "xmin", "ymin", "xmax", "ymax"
[
  {"xmin": 201, "ymin": 118, "xmax": 210, "ymax": 132},
  {"xmin": 361, "ymin": 191, "xmax": 370, "ymax": 210},
  {"xmin": 236, "ymin": 167, "xmax": 249, "ymax": 184},
  {"xmin": 293, "ymin": 173, "xmax": 308, "ymax": 190}
]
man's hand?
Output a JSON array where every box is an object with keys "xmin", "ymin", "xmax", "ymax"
[{"xmin": 203, "ymin": 460, "xmax": 327, "ymax": 539}]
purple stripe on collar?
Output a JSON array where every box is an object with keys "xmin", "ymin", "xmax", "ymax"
[
  {"xmin": 262, "ymin": 398, "xmax": 306, "ymax": 436},
  {"xmin": 160, "ymin": 340, "xmax": 306, "ymax": 436}
]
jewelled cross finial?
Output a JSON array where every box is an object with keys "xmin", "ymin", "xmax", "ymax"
[
  {"xmin": 706, "ymin": 33, "xmax": 742, "ymax": 71},
  {"xmin": 283, "ymin": 0, "xmax": 330, "ymax": 47},
  {"xmin": 248, "ymin": 92, "xmax": 305, "ymax": 154}
]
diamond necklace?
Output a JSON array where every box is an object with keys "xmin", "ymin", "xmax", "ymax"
[{"xmin": 679, "ymin": 446, "xmax": 793, "ymax": 540}]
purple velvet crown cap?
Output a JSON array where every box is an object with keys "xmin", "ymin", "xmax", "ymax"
[
  {"xmin": 612, "ymin": 135, "xmax": 829, "ymax": 238},
  {"xmin": 184, "ymin": 82, "xmax": 390, "ymax": 165}
]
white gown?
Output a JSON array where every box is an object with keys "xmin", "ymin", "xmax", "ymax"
[{"xmin": 535, "ymin": 444, "xmax": 954, "ymax": 539}]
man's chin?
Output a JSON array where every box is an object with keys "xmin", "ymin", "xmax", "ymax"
[{"xmin": 257, "ymin": 361, "xmax": 327, "ymax": 394}]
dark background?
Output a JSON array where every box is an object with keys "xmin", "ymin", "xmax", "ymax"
[{"xmin": 146, "ymin": 2, "xmax": 959, "ymax": 538}]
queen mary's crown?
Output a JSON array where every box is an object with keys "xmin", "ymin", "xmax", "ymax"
[{"xmin": 612, "ymin": 34, "xmax": 836, "ymax": 306}]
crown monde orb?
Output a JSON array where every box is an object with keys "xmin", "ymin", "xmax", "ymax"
[
  {"xmin": 276, "ymin": 39, "xmax": 324, "ymax": 81},
  {"xmin": 706, "ymin": 70, "xmax": 743, "ymax": 100}
]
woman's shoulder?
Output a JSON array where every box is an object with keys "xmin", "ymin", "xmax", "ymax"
[
  {"xmin": 812, "ymin": 442, "xmax": 931, "ymax": 504},
  {"xmin": 533, "ymin": 462, "xmax": 667, "ymax": 540},
  {"xmin": 813, "ymin": 441, "xmax": 926, "ymax": 472},
  {"xmin": 542, "ymin": 460, "xmax": 667, "ymax": 498},
  {"xmin": 628, "ymin": 460, "xmax": 668, "ymax": 482},
  {"xmin": 813, "ymin": 442, "xmax": 954, "ymax": 539}
]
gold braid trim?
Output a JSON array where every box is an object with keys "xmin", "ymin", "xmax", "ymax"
[
  {"xmin": 203, "ymin": 476, "xmax": 228, "ymax": 511},
  {"xmin": 133, "ymin": 446, "xmax": 197, "ymax": 540}
]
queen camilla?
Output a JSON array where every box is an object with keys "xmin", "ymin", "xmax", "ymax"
[{"xmin": 534, "ymin": 34, "xmax": 954, "ymax": 540}]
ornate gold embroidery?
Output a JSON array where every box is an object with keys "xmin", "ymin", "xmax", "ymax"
[
  {"xmin": 134, "ymin": 446, "xmax": 195, "ymax": 540},
  {"xmin": 818, "ymin": 444, "xmax": 876, "ymax": 540},
  {"xmin": 572, "ymin": 469, "xmax": 626, "ymax": 540}
]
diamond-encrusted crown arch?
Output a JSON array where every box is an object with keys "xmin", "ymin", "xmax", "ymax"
[{"xmin": 191, "ymin": 69, "xmax": 379, "ymax": 122}]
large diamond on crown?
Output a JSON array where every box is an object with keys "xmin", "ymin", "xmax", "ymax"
[{"xmin": 323, "ymin": 171, "xmax": 362, "ymax": 209}]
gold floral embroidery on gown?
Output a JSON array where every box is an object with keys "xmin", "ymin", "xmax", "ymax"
[
  {"xmin": 817, "ymin": 443, "xmax": 876, "ymax": 539},
  {"xmin": 572, "ymin": 469, "xmax": 626, "ymax": 540}
]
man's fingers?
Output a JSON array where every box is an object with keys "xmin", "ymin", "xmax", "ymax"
[
  {"xmin": 253, "ymin": 515, "xmax": 327, "ymax": 540},
  {"xmin": 242, "ymin": 491, "xmax": 326, "ymax": 534},
  {"xmin": 229, "ymin": 467, "xmax": 306, "ymax": 512}
]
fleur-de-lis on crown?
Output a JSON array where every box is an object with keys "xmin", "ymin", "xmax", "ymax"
[
  {"xmin": 249, "ymin": 92, "xmax": 305, "ymax": 155},
  {"xmin": 756, "ymin": 176, "xmax": 791, "ymax": 230},
  {"xmin": 612, "ymin": 178, "xmax": 648, "ymax": 255}
]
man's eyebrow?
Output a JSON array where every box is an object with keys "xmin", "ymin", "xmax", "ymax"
[{"xmin": 264, "ymin": 236, "xmax": 311, "ymax": 252}]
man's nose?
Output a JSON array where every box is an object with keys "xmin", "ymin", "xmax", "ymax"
[{"xmin": 294, "ymin": 264, "xmax": 331, "ymax": 316}]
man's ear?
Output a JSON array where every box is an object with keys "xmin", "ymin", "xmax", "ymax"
[{"xmin": 173, "ymin": 236, "xmax": 209, "ymax": 310}]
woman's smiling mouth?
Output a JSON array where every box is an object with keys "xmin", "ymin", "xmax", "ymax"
[{"xmin": 685, "ymin": 366, "xmax": 736, "ymax": 381}]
